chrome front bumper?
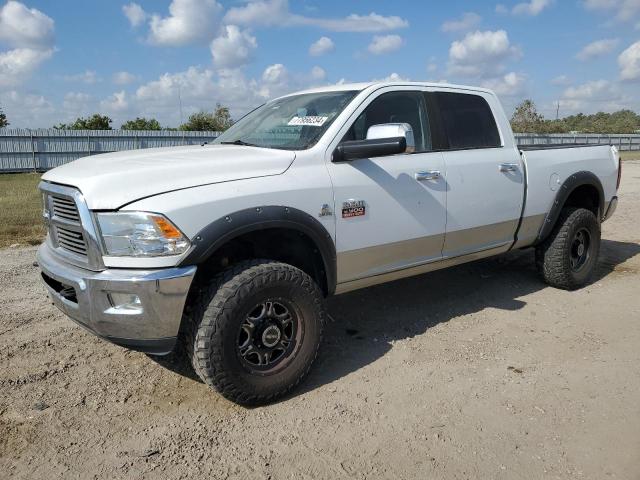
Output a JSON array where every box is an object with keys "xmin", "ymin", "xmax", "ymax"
[{"xmin": 37, "ymin": 244, "xmax": 196, "ymax": 355}]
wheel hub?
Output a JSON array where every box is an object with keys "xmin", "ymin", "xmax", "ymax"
[
  {"xmin": 570, "ymin": 227, "xmax": 591, "ymax": 272},
  {"xmin": 237, "ymin": 300, "xmax": 299, "ymax": 373},
  {"xmin": 261, "ymin": 324, "xmax": 281, "ymax": 348}
]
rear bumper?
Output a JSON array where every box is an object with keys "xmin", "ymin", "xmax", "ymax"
[
  {"xmin": 37, "ymin": 244, "xmax": 196, "ymax": 355},
  {"xmin": 603, "ymin": 196, "xmax": 618, "ymax": 222}
]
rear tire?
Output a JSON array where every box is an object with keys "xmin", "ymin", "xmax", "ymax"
[
  {"xmin": 535, "ymin": 207, "xmax": 600, "ymax": 290},
  {"xmin": 183, "ymin": 259, "xmax": 325, "ymax": 406}
]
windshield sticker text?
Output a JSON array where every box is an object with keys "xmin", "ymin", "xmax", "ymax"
[{"xmin": 288, "ymin": 116, "xmax": 328, "ymax": 127}]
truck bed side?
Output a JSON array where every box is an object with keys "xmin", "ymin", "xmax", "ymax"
[{"xmin": 515, "ymin": 145, "xmax": 619, "ymax": 248}]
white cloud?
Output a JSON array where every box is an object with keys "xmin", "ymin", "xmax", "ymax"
[
  {"xmin": 0, "ymin": 1, "xmax": 55, "ymax": 87},
  {"xmin": 482, "ymin": 72, "xmax": 527, "ymax": 96},
  {"xmin": 0, "ymin": 0, "xmax": 55, "ymax": 48},
  {"xmin": 512, "ymin": 0, "xmax": 554, "ymax": 16},
  {"xmin": 309, "ymin": 36, "xmax": 335, "ymax": 56},
  {"xmin": 63, "ymin": 70, "xmax": 100, "ymax": 84},
  {"xmin": 576, "ymin": 38, "xmax": 619, "ymax": 61},
  {"xmin": 0, "ymin": 48, "xmax": 54, "ymax": 88},
  {"xmin": 559, "ymin": 79, "xmax": 627, "ymax": 111},
  {"xmin": 210, "ymin": 25, "xmax": 257, "ymax": 69},
  {"xmin": 148, "ymin": 0, "xmax": 223, "ymax": 46},
  {"xmin": 427, "ymin": 63, "xmax": 438, "ymax": 73},
  {"xmin": 495, "ymin": 4, "xmax": 509, "ymax": 14},
  {"xmin": 224, "ymin": 0, "xmax": 408, "ymax": 32},
  {"xmin": 310, "ymin": 66, "xmax": 326, "ymax": 81},
  {"xmin": 62, "ymin": 92, "xmax": 91, "ymax": 117},
  {"xmin": 551, "ymin": 74, "xmax": 571, "ymax": 85},
  {"xmin": 380, "ymin": 72, "xmax": 410, "ymax": 82},
  {"xmin": 0, "ymin": 90, "xmax": 54, "ymax": 126},
  {"xmin": 368, "ymin": 35, "xmax": 404, "ymax": 55},
  {"xmin": 122, "ymin": 3, "xmax": 147, "ymax": 27},
  {"xmin": 583, "ymin": 0, "xmax": 640, "ymax": 22},
  {"xmin": 618, "ymin": 40, "xmax": 640, "ymax": 81},
  {"xmin": 100, "ymin": 91, "xmax": 129, "ymax": 112},
  {"xmin": 448, "ymin": 30, "xmax": 521, "ymax": 77},
  {"xmin": 441, "ymin": 12, "xmax": 482, "ymax": 32},
  {"xmin": 112, "ymin": 71, "xmax": 138, "ymax": 85}
]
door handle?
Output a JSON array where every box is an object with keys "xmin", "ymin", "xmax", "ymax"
[
  {"xmin": 415, "ymin": 170, "xmax": 441, "ymax": 181},
  {"xmin": 499, "ymin": 163, "xmax": 519, "ymax": 172}
]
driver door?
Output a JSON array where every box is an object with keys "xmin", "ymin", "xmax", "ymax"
[{"xmin": 325, "ymin": 88, "xmax": 447, "ymax": 285}]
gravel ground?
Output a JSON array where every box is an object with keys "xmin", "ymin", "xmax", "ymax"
[{"xmin": 1, "ymin": 163, "xmax": 639, "ymax": 480}]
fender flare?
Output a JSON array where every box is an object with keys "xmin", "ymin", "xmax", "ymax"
[
  {"xmin": 178, "ymin": 206, "xmax": 337, "ymax": 295},
  {"xmin": 536, "ymin": 171, "xmax": 604, "ymax": 243}
]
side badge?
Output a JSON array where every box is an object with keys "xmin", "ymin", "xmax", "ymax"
[
  {"xmin": 342, "ymin": 199, "xmax": 366, "ymax": 218},
  {"xmin": 319, "ymin": 204, "xmax": 332, "ymax": 217}
]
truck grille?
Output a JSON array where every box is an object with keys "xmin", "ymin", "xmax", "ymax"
[
  {"xmin": 51, "ymin": 196, "xmax": 81, "ymax": 223},
  {"xmin": 40, "ymin": 182, "xmax": 103, "ymax": 270},
  {"xmin": 55, "ymin": 226, "xmax": 88, "ymax": 256}
]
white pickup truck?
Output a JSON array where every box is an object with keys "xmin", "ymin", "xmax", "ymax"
[{"xmin": 37, "ymin": 82, "xmax": 621, "ymax": 405}]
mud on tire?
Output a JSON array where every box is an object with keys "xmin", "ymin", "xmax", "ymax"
[{"xmin": 182, "ymin": 259, "xmax": 325, "ymax": 406}]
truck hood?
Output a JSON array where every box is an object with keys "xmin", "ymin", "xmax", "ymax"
[{"xmin": 42, "ymin": 144, "xmax": 296, "ymax": 210}]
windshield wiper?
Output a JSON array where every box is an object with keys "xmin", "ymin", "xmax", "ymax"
[{"xmin": 220, "ymin": 139, "xmax": 260, "ymax": 147}]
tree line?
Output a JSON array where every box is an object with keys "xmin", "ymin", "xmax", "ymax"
[
  {"xmin": 510, "ymin": 99, "xmax": 640, "ymax": 134},
  {"xmin": 2, "ymin": 99, "xmax": 640, "ymax": 134},
  {"xmin": 0, "ymin": 104, "xmax": 233, "ymax": 131}
]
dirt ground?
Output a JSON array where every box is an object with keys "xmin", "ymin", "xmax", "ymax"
[{"xmin": 1, "ymin": 164, "xmax": 639, "ymax": 480}]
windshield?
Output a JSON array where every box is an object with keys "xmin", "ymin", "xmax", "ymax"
[{"xmin": 213, "ymin": 90, "xmax": 358, "ymax": 150}]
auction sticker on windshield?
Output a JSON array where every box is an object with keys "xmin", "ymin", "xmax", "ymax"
[{"xmin": 288, "ymin": 116, "xmax": 328, "ymax": 127}]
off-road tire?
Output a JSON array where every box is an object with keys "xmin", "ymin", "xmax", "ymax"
[
  {"xmin": 535, "ymin": 207, "xmax": 600, "ymax": 290},
  {"xmin": 183, "ymin": 259, "xmax": 325, "ymax": 406}
]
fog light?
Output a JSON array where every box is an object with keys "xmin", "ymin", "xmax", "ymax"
[{"xmin": 107, "ymin": 292, "xmax": 143, "ymax": 314}]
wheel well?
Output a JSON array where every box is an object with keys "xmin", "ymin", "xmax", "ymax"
[
  {"xmin": 194, "ymin": 228, "xmax": 329, "ymax": 295},
  {"xmin": 563, "ymin": 184, "xmax": 601, "ymax": 216}
]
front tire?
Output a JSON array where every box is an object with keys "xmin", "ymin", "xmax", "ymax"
[
  {"xmin": 184, "ymin": 260, "xmax": 325, "ymax": 406},
  {"xmin": 535, "ymin": 207, "xmax": 601, "ymax": 290}
]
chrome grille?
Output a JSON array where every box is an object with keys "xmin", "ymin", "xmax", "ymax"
[
  {"xmin": 40, "ymin": 181, "xmax": 104, "ymax": 271},
  {"xmin": 55, "ymin": 226, "xmax": 88, "ymax": 256},
  {"xmin": 51, "ymin": 196, "xmax": 81, "ymax": 222}
]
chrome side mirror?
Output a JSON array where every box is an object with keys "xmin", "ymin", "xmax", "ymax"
[{"xmin": 366, "ymin": 123, "xmax": 415, "ymax": 154}]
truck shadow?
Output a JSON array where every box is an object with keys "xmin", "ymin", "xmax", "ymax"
[
  {"xmin": 296, "ymin": 238, "xmax": 640, "ymax": 397},
  {"xmin": 147, "ymin": 239, "xmax": 640, "ymax": 400}
]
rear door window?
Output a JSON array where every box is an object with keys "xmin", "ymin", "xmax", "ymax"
[{"xmin": 433, "ymin": 92, "xmax": 501, "ymax": 149}]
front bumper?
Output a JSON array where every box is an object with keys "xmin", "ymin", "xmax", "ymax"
[{"xmin": 37, "ymin": 244, "xmax": 196, "ymax": 355}]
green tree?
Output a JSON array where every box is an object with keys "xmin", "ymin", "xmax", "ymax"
[
  {"xmin": 510, "ymin": 99, "xmax": 545, "ymax": 133},
  {"xmin": 179, "ymin": 103, "xmax": 233, "ymax": 131},
  {"xmin": 121, "ymin": 117, "xmax": 162, "ymax": 130},
  {"xmin": 54, "ymin": 114, "xmax": 113, "ymax": 130},
  {"xmin": 0, "ymin": 107, "xmax": 8, "ymax": 128}
]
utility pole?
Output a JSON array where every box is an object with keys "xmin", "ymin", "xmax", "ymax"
[{"xmin": 556, "ymin": 101, "xmax": 560, "ymax": 120}]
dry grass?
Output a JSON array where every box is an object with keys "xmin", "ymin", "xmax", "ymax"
[
  {"xmin": 0, "ymin": 173, "xmax": 45, "ymax": 248},
  {"xmin": 620, "ymin": 151, "xmax": 640, "ymax": 161}
]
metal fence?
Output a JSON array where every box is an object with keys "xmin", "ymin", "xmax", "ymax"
[
  {"xmin": 514, "ymin": 133, "xmax": 640, "ymax": 151},
  {"xmin": 0, "ymin": 129, "xmax": 220, "ymax": 172},
  {"xmin": 0, "ymin": 129, "xmax": 638, "ymax": 173}
]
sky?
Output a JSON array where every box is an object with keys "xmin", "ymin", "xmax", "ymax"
[{"xmin": 0, "ymin": 0, "xmax": 639, "ymax": 128}]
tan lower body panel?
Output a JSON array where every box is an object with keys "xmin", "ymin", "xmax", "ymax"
[{"xmin": 335, "ymin": 216, "xmax": 544, "ymax": 295}]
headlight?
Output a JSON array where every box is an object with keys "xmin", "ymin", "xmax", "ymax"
[{"xmin": 95, "ymin": 212, "xmax": 190, "ymax": 257}]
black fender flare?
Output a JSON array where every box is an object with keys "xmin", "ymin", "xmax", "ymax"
[
  {"xmin": 178, "ymin": 206, "xmax": 337, "ymax": 295},
  {"xmin": 536, "ymin": 171, "xmax": 604, "ymax": 243}
]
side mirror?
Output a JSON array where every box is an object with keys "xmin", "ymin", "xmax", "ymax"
[
  {"xmin": 333, "ymin": 122, "xmax": 415, "ymax": 162},
  {"xmin": 366, "ymin": 123, "xmax": 415, "ymax": 153}
]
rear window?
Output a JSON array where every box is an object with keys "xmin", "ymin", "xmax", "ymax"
[{"xmin": 435, "ymin": 92, "xmax": 501, "ymax": 149}]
